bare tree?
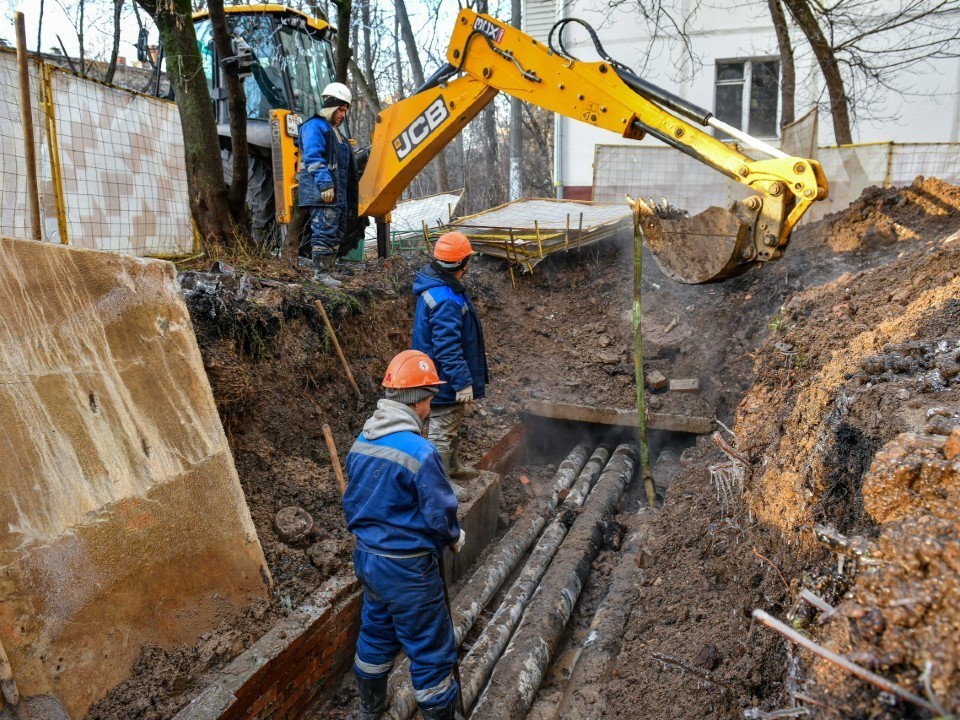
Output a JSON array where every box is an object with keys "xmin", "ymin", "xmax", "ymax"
[
  {"xmin": 785, "ymin": 0, "xmax": 960, "ymax": 143},
  {"xmin": 781, "ymin": 0, "xmax": 853, "ymax": 143},
  {"xmin": 37, "ymin": 0, "xmax": 45, "ymax": 53},
  {"xmin": 104, "ymin": 0, "xmax": 124, "ymax": 85},
  {"xmin": 135, "ymin": 0, "xmax": 250, "ymax": 253},
  {"xmin": 767, "ymin": 0, "xmax": 795, "ymax": 127},
  {"xmin": 331, "ymin": 0, "xmax": 352, "ymax": 82},
  {"xmin": 206, "ymin": 0, "xmax": 251, "ymax": 226}
]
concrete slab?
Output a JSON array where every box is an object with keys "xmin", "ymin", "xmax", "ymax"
[
  {"xmin": 525, "ymin": 400, "xmax": 714, "ymax": 434},
  {"xmin": 444, "ymin": 470, "xmax": 501, "ymax": 583},
  {"xmin": 0, "ymin": 237, "xmax": 270, "ymax": 718}
]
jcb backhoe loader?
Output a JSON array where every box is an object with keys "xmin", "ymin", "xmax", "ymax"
[{"xmin": 196, "ymin": 5, "xmax": 828, "ymax": 284}]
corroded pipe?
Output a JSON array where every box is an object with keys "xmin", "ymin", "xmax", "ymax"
[
  {"xmin": 470, "ymin": 444, "xmax": 639, "ymax": 720},
  {"xmin": 382, "ymin": 441, "xmax": 593, "ymax": 720},
  {"xmin": 459, "ymin": 446, "xmax": 612, "ymax": 711}
]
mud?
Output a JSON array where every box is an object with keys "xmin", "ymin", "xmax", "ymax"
[{"xmin": 89, "ymin": 177, "xmax": 960, "ymax": 719}]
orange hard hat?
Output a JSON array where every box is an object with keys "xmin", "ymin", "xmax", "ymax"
[
  {"xmin": 433, "ymin": 231, "xmax": 473, "ymax": 263},
  {"xmin": 382, "ymin": 350, "xmax": 446, "ymax": 389}
]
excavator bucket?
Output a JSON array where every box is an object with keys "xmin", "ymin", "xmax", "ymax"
[{"xmin": 637, "ymin": 203, "xmax": 759, "ymax": 285}]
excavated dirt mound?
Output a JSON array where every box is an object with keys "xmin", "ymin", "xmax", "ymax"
[
  {"xmin": 91, "ymin": 178, "xmax": 960, "ymax": 719},
  {"xmin": 815, "ymin": 176, "xmax": 960, "ymax": 252}
]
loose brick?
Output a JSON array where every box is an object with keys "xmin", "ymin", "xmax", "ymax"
[
  {"xmin": 645, "ymin": 370, "xmax": 668, "ymax": 390},
  {"xmin": 669, "ymin": 378, "xmax": 700, "ymax": 394}
]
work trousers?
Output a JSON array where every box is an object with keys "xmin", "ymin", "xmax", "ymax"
[
  {"xmin": 308, "ymin": 203, "xmax": 347, "ymax": 256},
  {"xmin": 353, "ymin": 549, "xmax": 459, "ymax": 709},
  {"xmin": 427, "ymin": 404, "xmax": 465, "ymax": 457}
]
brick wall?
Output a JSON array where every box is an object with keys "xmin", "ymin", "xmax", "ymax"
[{"xmin": 175, "ymin": 577, "xmax": 362, "ymax": 720}]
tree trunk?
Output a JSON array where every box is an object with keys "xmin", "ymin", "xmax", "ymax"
[
  {"xmin": 136, "ymin": 0, "xmax": 246, "ymax": 253},
  {"xmin": 781, "ymin": 0, "xmax": 852, "ymax": 144},
  {"xmin": 37, "ymin": 0, "xmax": 44, "ymax": 53},
  {"xmin": 475, "ymin": 0, "xmax": 499, "ymax": 207},
  {"xmin": 78, "ymin": 0, "xmax": 86, "ymax": 77},
  {"xmin": 767, "ymin": 0, "xmax": 795, "ymax": 127},
  {"xmin": 332, "ymin": 0, "xmax": 352, "ymax": 83},
  {"xmin": 393, "ymin": 12, "xmax": 404, "ymax": 97},
  {"xmin": 207, "ymin": 0, "xmax": 251, "ymax": 223},
  {"xmin": 395, "ymin": 0, "xmax": 447, "ymax": 193},
  {"xmin": 508, "ymin": 0, "xmax": 522, "ymax": 199},
  {"xmin": 104, "ymin": 0, "xmax": 123, "ymax": 85}
]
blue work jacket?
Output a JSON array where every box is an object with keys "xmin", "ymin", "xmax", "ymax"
[
  {"xmin": 297, "ymin": 115, "xmax": 352, "ymax": 208},
  {"xmin": 344, "ymin": 400, "xmax": 461, "ymax": 558},
  {"xmin": 412, "ymin": 266, "xmax": 489, "ymax": 407}
]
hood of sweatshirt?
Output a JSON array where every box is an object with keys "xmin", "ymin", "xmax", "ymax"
[{"xmin": 361, "ymin": 399, "xmax": 423, "ymax": 441}]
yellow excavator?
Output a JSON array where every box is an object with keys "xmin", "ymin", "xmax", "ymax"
[{"xmin": 196, "ymin": 5, "xmax": 828, "ymax": 284}]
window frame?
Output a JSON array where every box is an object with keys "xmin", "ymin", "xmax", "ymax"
[{"xmin": 713, "ymin": 56, "xmax": 781, "ymax": 140}]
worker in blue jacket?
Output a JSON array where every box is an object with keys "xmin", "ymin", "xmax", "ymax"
[
  {"xmin": 344, "ymin": 350, "xmax": 466, "ymax": 720},
  {"xmin": 412, "ymin": 231, "xmax": 489, "ymax": 493},
  {"xmin": 297, "ymin": 82, "xmax": 358, "ymax": 288}
]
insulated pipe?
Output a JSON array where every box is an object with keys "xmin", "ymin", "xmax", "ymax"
[
  {"xmin": 554, "ymin": 508, "xmax": 656, "ymax": 719},
  {"xmin": 382, "ymin": 441, "xmax": 593, "ymax": 720},
  {"xmin": 459, "ymin": 446, "xmax": 612, "ymax": 712},
  {"xmin": 470, "ymin": 444, "xmax": 639, "ymax": 720}
]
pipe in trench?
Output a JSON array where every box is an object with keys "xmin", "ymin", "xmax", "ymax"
[
  {"xmin": 554, "ymin": 507, "xmax": 658, "ymax": 719},
  {"xmin": 458, "ymin": 445, "xmax": 612, "ymax": 712},
  {"xmin": 470, "ymin": 443, "xmax": 639, "ymax": 720},
  {"xmin": 382, "ymin": 441, "xmax": 594, "ymax": 720}
]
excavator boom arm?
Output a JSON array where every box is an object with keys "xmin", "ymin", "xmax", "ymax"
[{"xmin": 353, "ymin": 9, "xmax": 828, "ymax": 282}]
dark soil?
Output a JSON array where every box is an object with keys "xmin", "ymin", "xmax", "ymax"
[{"xmin": 89, "ymin": 177, "xmax": 960, "ymax": 719}]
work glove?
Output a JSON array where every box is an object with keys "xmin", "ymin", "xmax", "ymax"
[
  {"xmin": 452, "ymin": 529, "xmax": 466, "ymax": 553},
  {"xmin": 320, "ymin": 187, "xmax": 335, "ymax": 203},
  {"xmin": 455, "ymin": 385, "xmax": 474, "ymax": 404}
]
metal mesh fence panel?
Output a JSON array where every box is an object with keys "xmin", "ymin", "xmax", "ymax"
[
  {"xmin": 594, "ymin": 141, "xmax": 960, "ymax": 225},
  {"xmin": 592, "ymin": 145, "xmax": 751, "ymax": 213},
  {"xmin": 49, "ymin": 68, "xmax": 193, "ymax": 255},
  {"xmin": 0, "ymin": 51, "xmax": 48, "ymax": 240},
  {"xmin": 890, "ymin": 143, "xmax": 960, "ymax": 188}
]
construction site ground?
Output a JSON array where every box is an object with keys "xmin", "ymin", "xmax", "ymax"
[{"xmin": 87, "ymin": 177, "xmax": 960, "ymax": 720}]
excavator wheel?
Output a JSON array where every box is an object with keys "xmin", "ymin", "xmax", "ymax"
[{"xmin": 639, "ymin": 204, "xmax": 759, "ymax": 285}]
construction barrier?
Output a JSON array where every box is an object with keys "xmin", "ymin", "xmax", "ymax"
[
  {"xmin": 0, "ymin": 48, "xmax": 194, "ymax": 257},
  {"xmin": 593, "ymin": 141, "xmax": 960, "ymax": 222}
]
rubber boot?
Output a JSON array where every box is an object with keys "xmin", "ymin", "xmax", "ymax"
[
  {"xmin": 417, "ymin": 695, "xmax": 463, "ymax": 720},
  {"xmin": 449, "ymin": 438, "xmax": 479, "ymax": 480},
  {"xmin": 313, "ymin": 252, "xmax": 342, "ymax": 288},
  {"xmin": 437, "ymin": 451, "xmax": 468, "ymax": 500},
  {"xmin": 356, "ymin": 674, "xmax": 388, "ymax": 720}
]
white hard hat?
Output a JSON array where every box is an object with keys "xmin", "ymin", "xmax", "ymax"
[{"xmin": 322, "ymin": 82, "xmax": 352, "ymax": 106}]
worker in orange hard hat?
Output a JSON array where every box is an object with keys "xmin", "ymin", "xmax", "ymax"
[
  {"xmin": 412, "ymin": 231, "xmax": 490, "ymax": 495},
  {"xmin": 343, "ymin": 350, "xmax": 466, "ymax": 720}
]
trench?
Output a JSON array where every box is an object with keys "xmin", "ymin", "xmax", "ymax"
[{"xmin": 174, "ymin": 411, "xmax": 698, "ymax": 720}]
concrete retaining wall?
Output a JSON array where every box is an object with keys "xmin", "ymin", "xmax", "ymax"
[{"xmin": 0, "ymin": 237, "xmax": 270, "ymax": 718}]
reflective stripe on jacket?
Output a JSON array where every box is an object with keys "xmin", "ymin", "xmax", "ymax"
[
  {"xmin": 412, "ymin": 266, "xmax": 488, "ymax": 406},
  {"xmin": 344, "ymin": 399, "xmax": 460, "ymax": 557}
]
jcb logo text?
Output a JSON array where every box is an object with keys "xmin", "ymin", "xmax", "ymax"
[{"xmin": 393, "ymin": 96, "xmax": 449, "ymax": 161}]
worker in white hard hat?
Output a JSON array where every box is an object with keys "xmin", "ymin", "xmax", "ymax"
[{"xmin": 297, "ymin": 81, "xmax": 360, "ymax": 288}]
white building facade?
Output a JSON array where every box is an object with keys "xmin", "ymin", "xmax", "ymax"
[{"xmin": 522, "ymin": 0, "xmax": 960, "ymax": 198}]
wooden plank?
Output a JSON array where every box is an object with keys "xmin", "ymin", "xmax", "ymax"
[{"xmin": 525, "ymin": 400, "xmax": 714, "ymax": 435}]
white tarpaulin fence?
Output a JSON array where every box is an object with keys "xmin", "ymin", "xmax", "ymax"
[
  {"xmin": 0, "ymin": 48, "xmax": 194, "ymax": 256},
  {"xmin": 593, "ymin": 141, "xmax": 960, "ymax": 223}
]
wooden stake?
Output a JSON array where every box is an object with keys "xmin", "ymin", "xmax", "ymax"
[
  {"xmin": 15, "ymin": 13, "xmax": 41, "ymax": 240},
  {"xmin": 629, "ymin": 198, "xmax": 656, "ymax": 507},
  {"xmin": 314, "ymin": 299, "xmax": 362, "ymax": 404},
  {"xmin": 322, "ymin": 423, "xmax": 347, "ymax": 496}
]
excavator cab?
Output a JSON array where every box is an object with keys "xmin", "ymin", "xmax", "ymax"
[{"xmin": 192, "ymin": 7, "xmax": 339, "ymax": 134}]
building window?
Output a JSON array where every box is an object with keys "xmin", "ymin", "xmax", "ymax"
[{"xmin": 715, "ymin": 59, "xmax": 780, "ymax": 138}]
